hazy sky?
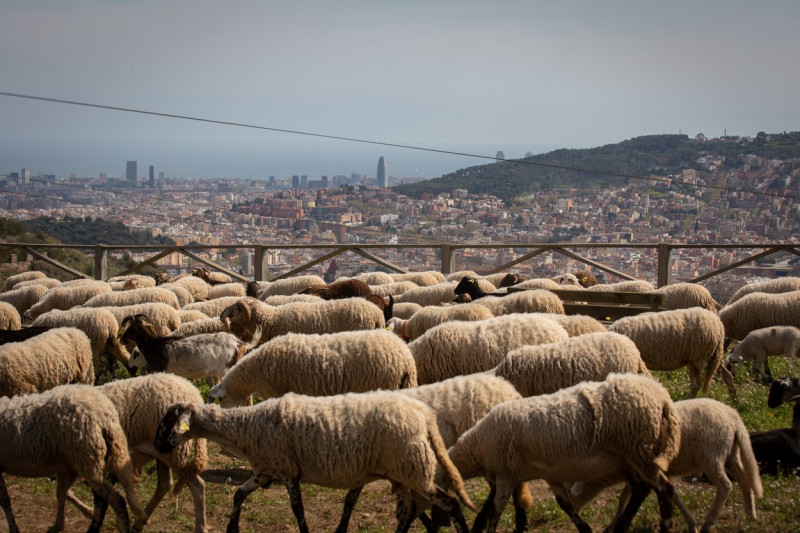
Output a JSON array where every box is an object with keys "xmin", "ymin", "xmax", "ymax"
[{"xmin": 1, "ymin": 0, "xmax": 798, "ymax": 180}]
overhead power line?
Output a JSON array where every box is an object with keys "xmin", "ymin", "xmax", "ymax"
[{"xmin": 1, "ymin": 90, "xmax": 798, "ymax": 201}]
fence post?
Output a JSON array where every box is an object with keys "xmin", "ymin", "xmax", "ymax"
[
  {"xmin": 253, "ymin": 245, "xmax": 265, "ymax": 281},
  {"xmin": 94, "ymin": 245, "xmax": 108, "ymax": 280},
  {"xmin": 440, "ymin": 243, "xmax": 455, "ymax": 275},
  {"xmin": 657, "ymin": 243, "xmax": 671, "ymax": 287}
]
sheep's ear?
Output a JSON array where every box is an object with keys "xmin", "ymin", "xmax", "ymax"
[
  {"xmin": 145, "ymin": 324, "xmax": 158, "ymax": 336},
  {"xmin": 176, "ymin": 411, "xmax": 192, "ymax": 434}
]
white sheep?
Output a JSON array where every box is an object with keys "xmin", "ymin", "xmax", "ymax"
[
  {"xmin": 0, "ymin": 270, "xmax": 46, "ymax": 292},
  {"xmin": 719, "ymin": 290, "xmax": 800, "ymax": 341},
  {"xmin": 391, "ymin": 302, "xmax": 494, "ymax": 341},
  {"xmin": 108, "ymin": 274, "xmax": 157, "ymax": 291},
  {"xmin": 161, "ymin": 284, "xmax": 195, "ymax": 307},
  {"xmin": 392, "ymin": 301, "xmax": 423, "ymax": 319},
  {"xmin": 0, "ymin": 284, "xmax": 48, "ymax": 317},
  {"xmin": 445, "ymin": 270, "xmax": 479, "ymax": 282},
  {"xmin": 410, "ymin": 314, "xmax": 570, "ymax": 384},
  {"xmin": 724, "ymin": 325, "xmax": 800, "ymax": 381},
  {"xmin": 30, "ymin": 307, "xmax": 131, "ymax": 381},
  {"xmin": 11, "ymin": 276, "xmax": 62, "ymax": 291},
  {"xmin": 182, "ymin": 296, "xmax": 244, "ymax": 317},
  {"xmin": 0, "ymin": 384, "xmax": 146, "ymax": 533},
  {"xmin": 22, "ymin": 280, "xmax": 111, "ymax": 320},
  {"xmin": 192, "ymin": 266, "xmax": 232, "ymax": 286},
  {"xmin": 154, "ymin": 391, "xmax": 476, "ymax": 532},
  {"xmin": 177, "ymin": 309, "xmax": 210, "ymax": 323},
  {"xmin": 89, "ymin": 374, "xmax": 208, "ymax": 533},
  {"xmin": 471, "ymin": 289, "xmax": 565, "ymax": 316},
  {"xmin": 494, "ymin": 331, "xmax": 651, "ymax": 397},
  {"xmin": 220, "ymin": 297, "xmax": 385, "ymax": 346},
  {"xmin": 728, "ymin": 276, "xmax": 800, "ymax": 304},
  {"xmin": 570, "ymin": 398, "xmax": 762, "ymax": 533},
  {"xmin": 347, "ymin": 271, "xmax": 395, "ymax": 285},
  {"xmin": 589, "ymin": 279, "xmax": 656, "ymax": 292},
  {"xmin": 0, "ymin": 327, "xmax": 95, "ymax": 397},
  {"xmin": 209, "ymin": 329, "xmax": 417, "ymax": 407},
  {"xmin": 121, "ymin": 314, "xmax": 249, "ymax": 383},
  {"xmin": 531, "ymin": 312, "xmax": 607, "ymax": 336},
  {"xmin": 388, "ymin": 271, "xmax": 442, "ymax": 286},
  {"xmin": 652, "ymin": 282, "xmax": 722, "ymax": 312},
  {"xmin": 608, "ymin": 307, "xmax": 735, "ymax": 399},
  {"xmin": 0, "ymin": 301, "xmax": 21, "ymax": 330},
  {"xmin": 447, "ymin": 373, "xmax": 681, "ymax": 533},
  {"xmin": 511, "ymin": 278, "xmax": 562, "ymax": 291},
  {"xmin": 369, "ymin": 280, "xmax": 419, "ymax": 297},
  {"xmin": 259, "ymin": 293, "xmax": 323, "ymax": 305},
  {"xmin": 207, "ymin": 282, "xmax": 247, "ymax": 299},
  {"xmin": 170, "ymin": 317, "xmax": 229, "ymax": 337},
  {"xmin": 395, "ymin": 280, "xmax": 493, "ymax": 307},
  {"xmin": 82, "ymin": 286, "xmax": 181, "ymax": 309},
  {"xmin": 100, "ymin": 302, "xmax": 182, "ymax": 336},
  {"xmin": 258, "ymin": 274, "xmax": 325, "ymax": 297},
  {"xmin": 159, "ymin": 275, "xmax": 211, "ymax": 301}
]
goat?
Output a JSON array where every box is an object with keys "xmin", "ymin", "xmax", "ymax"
[{"xmin": 750, "ymin": 377, "xmax": 800, "ymax": 475}]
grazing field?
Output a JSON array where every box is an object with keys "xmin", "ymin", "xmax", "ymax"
[{"xmin": 3, "ymin": 361, "xmax": 800, "ymax": 532}]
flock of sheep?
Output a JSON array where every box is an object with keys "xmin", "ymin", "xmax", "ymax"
[{"xmin": 1, "ymin": 266, "xmax": 800, "ymax": 533}]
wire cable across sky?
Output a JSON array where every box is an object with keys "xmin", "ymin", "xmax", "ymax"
[{"xmin": 1, "ymin": 90, "xmax": 797, "ymax": 201}]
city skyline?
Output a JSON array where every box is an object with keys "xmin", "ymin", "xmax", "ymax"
[{"xmin": 2, "ymin": 1, "xmax": 798, "ymax": 179}]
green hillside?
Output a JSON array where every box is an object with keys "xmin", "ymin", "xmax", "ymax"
[{"xmin": 393, "ymin": 132, "xmax": 800, "ymax": 203}]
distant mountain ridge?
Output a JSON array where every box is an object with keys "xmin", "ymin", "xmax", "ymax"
[{"xmin": 392, "ymin": 132, "xmax": 800, "ymax": 203}]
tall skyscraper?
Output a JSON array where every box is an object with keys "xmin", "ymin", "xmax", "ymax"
[
  {"xmin": 149, "ymin": 165, "xmax": 155, "ymax": 188},
  {"xmin": 377, "ymin": 156, "xmax": 387, "ymax": 188},
  {"xmin": 126, "ymin": 161, "xmax": 138, "ymax": 186}
]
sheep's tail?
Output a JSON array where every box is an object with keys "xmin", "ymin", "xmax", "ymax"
[
  {"xmin": 702, "ymin": 340, "xmax": 725, "ymax": 395},
  {"xmin": 734, "ymin": 421, "xmax": 764, "ymax": 501},
  {"xmin": 426, "ymin": 415, "xmax": 476, "ymax": 512},
  {"xmin": 654, "ymin": 400, "xmax": 681, "ymax": 473},
  {"xmin": 103, "ymin": 425, "xmax": 147, "ymax": 521},
  {"xmin": 514, "ymin": 482, "xmax": 534, "ymax": 511},
  {"xmin": 172, "ymin": 438, "xmax": 209, "ymax": 495}
]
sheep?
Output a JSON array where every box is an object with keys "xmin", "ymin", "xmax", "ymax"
[
  {"xmin": 447, "ymin": 373, "xmax": 680, "ymax": 533},
  {"xmin": 496, "ymin": 273, "xmax": 526, "ymax": 288},
  {"xmin": 182, "ymin": 296, "xmax": 244, "ymax": 317},
  {"xmin": 651, "ymin": 282, "xmax": 722, "ymax": 312},
  {"xmin": 297, "ymin": 278, "xmax": 372, "ymax": 299},
  {"xmin": 366, "ymin": 280, "xmax": 415, "ymax": 299},
  {"xmin": 0, "ymin": 270, "xmax": 46, "ymax": 292},
  {"xmin": 365, "ymin": 293, "xmax": 393, "ymax": 322},
  {"xmin": 84, "ymin": 374, "xmax": 209, "ymax": 533},
  {"xmin": 121, "ymin": 314, "xmax": 249, "ymax": 383},
  {"xmin": 82, "ymin": 286, "xmax": 181, "ymax": 310},
  {"xmin": 572, "ymin": 270, "xmax": 599, "ymax": 288},
  {"xmin": 30, "ymin": 307, "xmax": 132, "ymax": 381},
  {"xmin": 160, "ymin": 284, "xmax": 194, "ymax": 307},
  {"xmin": 0, "ymin": 384, "xmax": 146, "ymax": 533},
  {"xmin": 570, "ymin": 397, "xmax": 762, "ymax": 533},
  {"xmin": 470, "ymin": 289, "xmax": 565, "ymax": 316},
  {"xmin": 0, "ymin": 325, "xmax": 53, "ymax": 345},
  {"xmin": 445, "ymin": 270, "xmax": 479, "ymax": 282},
  {"xmin": 0, "ymin": 327, "xmax": 95, "ymax": 397},
  {"xmin": 10, "ymin": 276, "xmax": 62, "ymax": 291},
  {"xmin": 245, "ymin": 280, "xmax": 271, "ymax": 298},
  {"xmin": 0, "ymin": 284, "xmax": 48, "ymax": 317},
  {"xmin": 207, "ymin": 282, "xmax": 247, "ymax": 300},
  {"xmin": 178, "ymin": 309, "xmax": 210, "ymax": 323},
  {"xmin": 750, "ymin": 377, "xmax": 800, "ymax": 475},
  {"xmin": 348, "ymin": 271, "xmax": 395, "ymax": 285},
  {"xmin": 208, "ymin": 329, "xmax": 417, "ymax": 407},
  {"xmin": 728, "ymin": 276, "xmax": 800, "ymax": 305},
  {"xmin": 22, "ymin": 280, "xmax": 112, "ymax": 320},
  {"xmin": 260, "ymin": 293, "xmax": 324, "ymax": 305},
  {"xmin": 170, "ymin": 317, "xmax": 229, "ymax": 337},
  {"xmin": 0, "ymin": 302, "xmax": 21, "ymax": 330},
  {"xmin": 388, "ymin": 272, "xmax": 442, "ymax": 286},
  {"xmin": 724, "ymin": 326, "xmax": 800, "ymax": 382},
  {"xmin": 410, "ymin": 314, "xmax": 570, "ymax": 384},
  {"xmin": 160, "ymin": 275, "xmax": 211, "ymax": 301},
  {"xmin": 258, "ymin": 274, "xmax": 325, "ymax": 297},
  {"xmin": 392, "ymin": 301, "xmax": 423, "ymax": 319},
  {"xmin": 608, "ymin": 307, "xmax": 735, "ymax": 399},
  {"xmin": 493, "ymin": 331, "xmax": 651, "ymax": 397},
  {"xmin": 583, "ymin": 279, "xmax": 656, "ymax": 292},
  {"xmin": 220, "ymin": 297, "xmax": 385, "ymax": 346},
  {"xmin": 390, "ymin": 302, "xmax": 494, "ymax": 341},
  {"xmin": 551, "ymin": 272, "xmax": 584, "ymax": 287},
  {"xmin": 452, "ymin": 275, "xmax": 509, "ymax": 300},
  {"xmin": 396, "ymin": 281, "xmax": 493, "ymax": 307},
  {"xmin": 154, "ymin": 392, "xmax": 476, "ymax": 533},
  {"xmin": 154, "ymin": 271, "xmax": 191, "ymax": 285},
  {"xmin": 100, "ymin": 302, "xmax": 182, "ymax": 337},
  {"xmin": 531, "ymin": 312, "xmax": 607, "ymax": 337},
  {"xmin": 336, "ymin": 373, "xmax": 529, "ymax": 532},
  {"xmin": 192, "ymin": 266, "xmax": 232, "ymax": 285},
  {"xmin": 719, "ymin": 290, "xmax": 800, "ymax": 341},
  {"xmin": 511, "ymin": 277, "xmax": 562, "ymax": 291},
  {"xmin": 108, "ymin": 274, "xmax": 157, "ymax": 291}
]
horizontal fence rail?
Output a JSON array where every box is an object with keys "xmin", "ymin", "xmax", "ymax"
[{"xmin": 2, "ymin": 241, "xmax": 800, "ymax": 289}]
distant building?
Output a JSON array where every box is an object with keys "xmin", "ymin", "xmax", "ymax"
[
  {"xmin": 292, "ymin": 175, "xmax": 300, "ymax": 188},
  {"xmin": 495, "ymin": 151, "xmax": 505, "ymax": 161},
  {"xmin": 149, "ymin": 165, "xmax": 155, "ymax": 188},
  {"xmin": 20, "ymin": 168, "xmax": 30, "ymax": 184},
  {"xmin": 126, "ymin": 161, "xmax": 137, "ymax": 186},
  {"xmin": 377, "ymin": 156, "xmax": 387, "ymax": 188}
]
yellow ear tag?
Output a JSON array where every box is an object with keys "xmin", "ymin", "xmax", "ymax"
[
  {"xmin": 179, "ymin": 421, "xmax": 190, "ymax": 432},
  {"xmin": 117, "ymin": 328, "xmax": 125, "ymax": 336}
]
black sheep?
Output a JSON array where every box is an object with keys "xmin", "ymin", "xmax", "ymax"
[{"xmin": 750, "ymin": 377, "xmax": 800, "ymax": 475}]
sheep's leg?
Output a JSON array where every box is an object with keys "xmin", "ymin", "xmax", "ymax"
[
  {"xmin": 688, "ymin": 369, "xmax": 702, "ymax": 399},
  {"xmin": 65, "ymin": 489, "xmax": 95, "ymax": 518},
  {"xmin": 653, "ymin": 474, "xmax": 675, "ymax": 533},
  {"xmin": 334, "ymin": 486, "xmax": 363, "ymax": 533},
  {"xmin": 135, "ymin": 460, "xmax": 173, "ymax": 530},
  {"xmin": 673, "ymin": 492, "xmax": 698, "ymax": 533},
  {"xmin": 727, "ymin": 456, "xmax": 757, "ymax": 521},
  {"xmin": 85, "ymin": 480, "xmax": 131, "ymax": 533},
  {"xmin": 49, "ymin": 472, "xmax": 78, "ymax": 533},
  {"xmin": 0, "ymin": 472, "xmax": 21, "ymax": 533},
  {"xmin": 471, "ymin": 482, "xmax": 496, "ymax": 532},
  {"xmin": 698, "ymin": 464, "xmax": 731, "ymax": 533},
  {"xmin": 607, "ymin": 477, "xmax": 651, "ymax": 533},
  {"xmin": 428, "ymin": 486, "xmax": 470, "ymax": 533},
  {"xmin": 394, "ymin": 496, "xmax": 418, "ymax": 533},
  {"xmin": 285, "ymin": 478, "xmax": 310, "ymax": 533},
  {"xmin": 184, "ymin": 474, "xmax": 208, "ymax": 533},
  {"xmin": 227, "ymin": 474, "xmax": 272, "ymax": 533},
  {"xmin": 548, "ymin": 482, "xmax": 591, "ymax": 533},
  {"xmin": 479, "ymin": 479, "xmax": 514, "ymax": 533}
]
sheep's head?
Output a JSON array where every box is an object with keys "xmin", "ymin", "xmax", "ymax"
[
  {"xmin": 768, "ymin": 377, "xmax": 800, "ymax": 408},
  {"xmin": 209, "ymin": 382, "xmax": 251, "ymax": 408},
  {"xmin": 572, "ymin": 270, "xmax": 598, "ymax": 288},
  {"xmin": 245, "ymin": 281, "xmax": 261, "ymax": 298},
  {"xmin": 155, "ymin": 402, "xmax": 199, "ymax": 454},
  {"xmin": 453, "ymin": 276, "xmax": 481, "ymax": 298},
  {"xmin": 498, "ymin": 273, "xmax": 525, "ymax": 288},
  {"xmin": 154, "ymin": 272, "xmax": 171, "ymax": 285},
  {"xmin": 554, "ymin": 273, "xmax": 581, "ymax": 287},
  {"xmin": 220, "ymin": 300, "xmax": 250, "ymax": 330},
  {"xmin": 122, "ymin": 278, "xmax": 142, "ymax": 290}
]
